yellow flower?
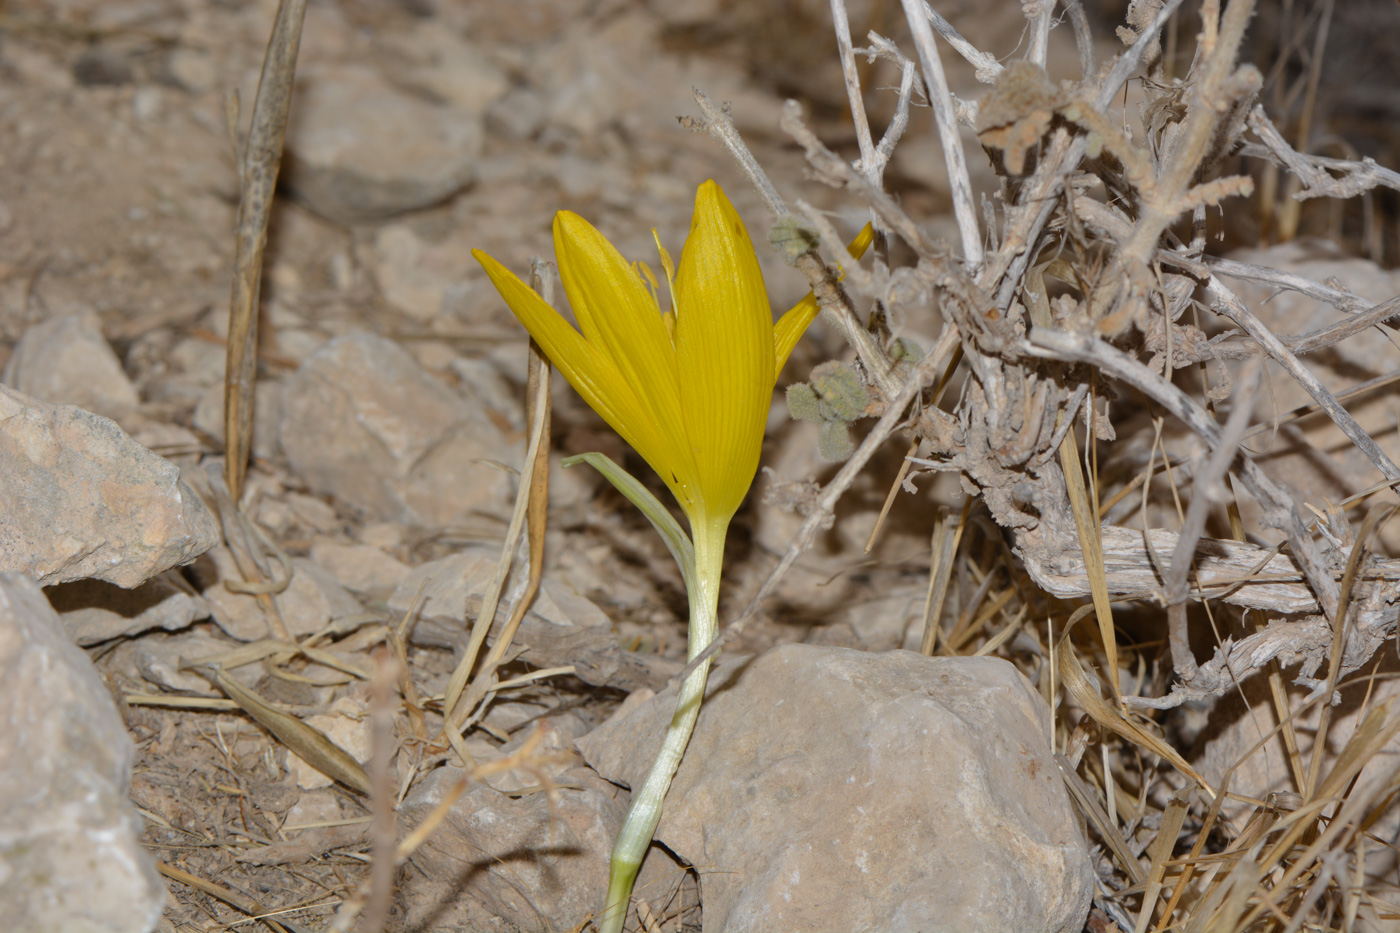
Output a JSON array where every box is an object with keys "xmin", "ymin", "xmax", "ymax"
[
  {"xmin": 475, "ymin": 180, "xmax": 872, "ymax": 933},
  {"xmin": 473, "ymin": 180, "xmax": 868, "ymax": 538}
]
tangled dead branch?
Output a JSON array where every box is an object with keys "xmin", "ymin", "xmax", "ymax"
[{"xmin": 695, "ymin": 0, "xmax": 1400, "ymax": 737}]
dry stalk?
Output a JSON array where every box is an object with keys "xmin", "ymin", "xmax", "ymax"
[{"xmin": 224, "ymin": 0, "xmax": 306, "ymax": 503}]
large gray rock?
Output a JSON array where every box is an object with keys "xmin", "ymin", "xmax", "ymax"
[
  {"xmin": 0, "ymin": 573, "xmax": 164, "ymax": 933},
  {"xmin": 3, "ymin": 309, "xmax": 140, "ymax": 420},
  {"xmin": 278, "ymin": 334, "xmax": 513, "ymax": 530},
  {"xmin": 283, "ymin": 64, "xmax": 483, "ymax": 223},
  {"xmin": 0, "ymin": 385, "xmax": 218, "ymax": 588},
  {"xmin": 577, "ymin": 645, "xmax": 1093, "ymax": 933}
]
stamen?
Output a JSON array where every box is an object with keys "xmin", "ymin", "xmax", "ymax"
[
  {"xmin": 652, "ymin": 229, "xmax": 680, "ymax": 345},
  {"xmin": 651, "ymin": 229, "xmax": 679, "ymax": 311},
  {"xmin": 634, "ymin": 259, "xmax": 661, "ymax": 307}
]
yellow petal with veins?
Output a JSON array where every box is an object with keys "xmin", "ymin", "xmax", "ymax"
[{"xmin": 673, "ymin": 180, "xmax": 773, "ymax": 526}]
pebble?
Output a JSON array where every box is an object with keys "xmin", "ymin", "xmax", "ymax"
[
  {"xmin": 308, "ymin": 539, "xmax": 412, "ymax": 597},
  {"xmin": 0, "ymin": 385, "xmax": 218, "ymax": 589},
  {"xmin": 577, "ymin": 645, "xmax": 1093, "ymax": 933},
  {"xmin": 283, "ymin": 64, "xmax": 483, "ymax": 223},
  {"xmin": 202, "ymin": 547, "xmax": 363, "ymax": 641},
  {"xmin": 288, "ymin": 697, "xmax": 372, "ymax": 791},
  {"xmin": 278, "ymin": 333, "xmax": 513, "ymax": 529},
  {"xmin": 388, "ymin": 549, "xmax": 621, "ymax": 686},
  {"xmin": 4, "ymin": 309, "xmax": 141, "ymax": 421}
]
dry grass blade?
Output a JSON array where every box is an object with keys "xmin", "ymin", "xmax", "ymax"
[
  {"xmin": 207, "ymin": 665, "xmax": 371, "ymax": 795},
  {"xmin": 918, "ymin": 498, "xmax": 969, "ymax": 655},
  {"xmin": 1056, "ymin": 635, "xmax": 1211, "ymax": 794},
  {"xmin": 1056, "ymin": 753, "xmax": 1145, "ymax": 886},
  {"xmin": 157, "ymin": 861, "xmax": 316, "ymax": 933},
  {"xmin": 1155, "ymin": 771, "xmax": 1232, "ymax": 931},
  {"xmin": 206, "ymin": 466, "xmax": 292, "ymax": 640},
  {"xmin": 1133, "ymin": 787, "xmax": 1191, "ymax": 933},
  {"xmin": 1306, "ymin": 503, "xmax": 1395, "ymax": 798},
  {"xmin": 450, "ymin": 339, "xmax": 553, "ymax": 730},
  {"xmin": 223, "ymin": 0, "xmax": 307, "ymax": 503},
  {"xmin": 441, "ymin": 269, "xmax": 554, "ymax": 737},
  {"xmin": 1058, "ymin": 423, "xmax": 1119, "ymax": 697}
]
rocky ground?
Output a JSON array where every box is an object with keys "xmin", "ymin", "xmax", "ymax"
[{"xmin": 3, "ymin": 0, "xmax": 1400, "ymax": 931}]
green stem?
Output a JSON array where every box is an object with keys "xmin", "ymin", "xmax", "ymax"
[{"xmin": 598, "ymin": 518, "xmax": 725, "ymax": 933}]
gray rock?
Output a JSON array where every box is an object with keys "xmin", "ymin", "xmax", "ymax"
[
  {"xmin": 47, "ymin": 575, "xmax": 212, "ymax": 646},
  {"xmin": 129, "ymin": 629, "xmax": 255, "ymax": 694},
  {"xmin": 0, "ymin": 573, "xmax": 164, "ymax": 933},
  {"xmin": 0, "ymin": 385, "xmax": 218, "ymax": 588},
  {"xmin": 402, "ymin": 765, "xmax": 624, "ymax": 933},
  {"xmin": 389, "ymin": 549, "xmax": 619, "ymax": 686},
  {"xmin": 4, "ymin": 308, "xmax": 140, "ymax": 420},
  {"xmin": 308, "ymin": 539, "xmax": 411, "ymax": 596},
  {"xmin": 577, "ymin": 645, "xmax": 1092, "ymax": 933},
  {"xmin": 278, "ymin": 333, "xmax": 513, "ymax": 529},
  {"xmin": 284, "ymin": 64, "xmax": 483, "ymax": 223}
]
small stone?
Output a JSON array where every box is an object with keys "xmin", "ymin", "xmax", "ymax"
[
  {"xmin": 166, "ymin": 46, "xmax": 215, "ymax": 93},
  {"xmin": 47, "ymin": 575, "xmax": 212, "ymax": 646},
  {"xmin": 4, "ymin": 309, "xmax": 140, "ymax": 420},
  {"xmin": 402, "ymin": 764, "xmax": 624, "ymax": 932},
  {"xmin": 359, "ymin": 522, "xmax": 405, "ymax": 550},
  {"xmin": 0, "ymin": 386, "xmax": 218, "ymax": 589},
  {"xmin": 372, "ymin": 225, "xmax": 441, "ymax": 321},
  {"xmin": 832, "ymin": 583, "xmax": 927, "ymax": 652},
  {"xmin": 450, "ymin": 356, "xmax": 525, "ymax": 432},
  {"xmin": 285, "ymin": 493, "xmax": 340, "ymax": 533},
  {"xmin": 308, "ymin": 539, "xmax": 411, "ymax": 596},
  {"xmin": 284, "ymin": 787, "xmax": 344, "ymax": 829},
  {"xmin": 283, "ymin": 64, "xmax": 483, "ymax": 223},
  {"xmin": 289, "ymin": 697, "xmax": 370, "ymax": 791},
  {"xmin": 128, "ymin": 629, "xmax": 253, "ymax": 694},
  {"xmin": 577, "ymin": 645, "xmax": 1093, "ymax": 933},
  {"xmin": 486, "ymin": 86, "xmax": 547, "ymax": 139},
  {"xmin": 389, "ymin": 550, "xmax": 620, "ymax": 685},
  {"xmin": 202, "ymin": 548, "xmax": 362, "ymax": 641},
  {"xmin": 278, "ymin": 333, "xmax": 512, "ymax": 529},
  {"xmin": 406, "ymin": 37, "xmax": 510, "ymax": 115},
  {"xmin": 387, "ymin": 548, "xmax": 520, "ymax": 649},
  {"xmin": 73, "ymin": 45, "xmax": 133, "ymax": 86},
  {"xmin": 0, "ymin": 573, "xmax": 165, "ymax": 933},
  {"xmin": 132, "ymin": 86, "xmax": 162, "ymax": 122}
]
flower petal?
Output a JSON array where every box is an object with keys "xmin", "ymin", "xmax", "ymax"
[
  {"xmin": 472, "ymin": 249, "xmax": 676, "ymax": 486},
  {"xmin": 552, "ymin": 212, "xmax": 702, "ymax": 513},
  {"xmin": 772, "ymin": 223, "xmax": 876, "ymax": 372},
  {"xmin": 673, "ymin": 180, "xmax": 772, "ymax": 524}
]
